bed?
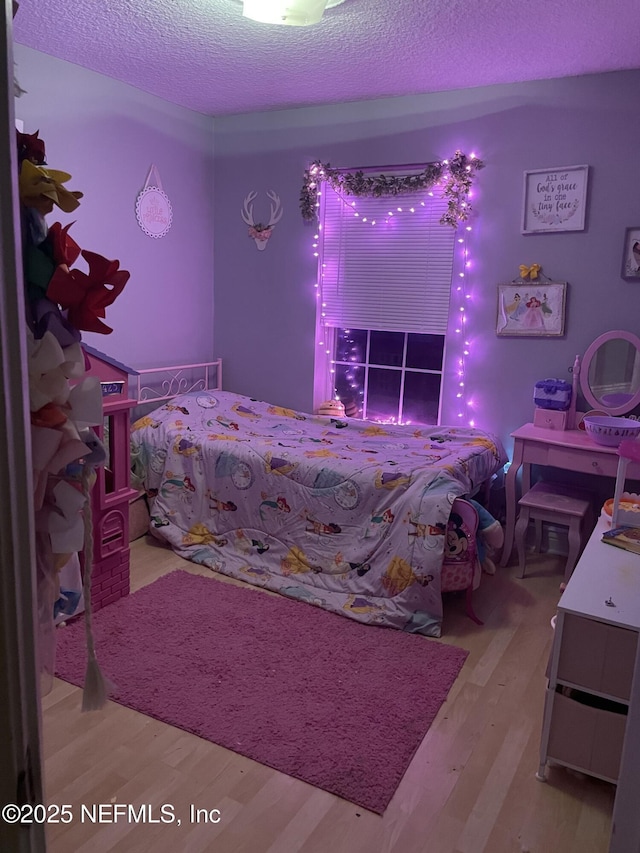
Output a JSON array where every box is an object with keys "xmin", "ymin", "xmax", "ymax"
[{"xmin": 130, "ymin": 381, "xmax": 507, "ymax": 638}]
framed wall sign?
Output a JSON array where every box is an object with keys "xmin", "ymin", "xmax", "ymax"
[
  {"xmin": 496, "ymin": 281, "xmax": 567, "ymax": 337},
  {"xmin": 621, "ymin": 227, "xmax": 640, "ymax": 280},
  {"xmin": 522, "ymin": 165, "xmax": 589, "ymax": 234}
]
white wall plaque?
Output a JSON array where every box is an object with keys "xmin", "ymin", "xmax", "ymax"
[{"xmin": 136, "ymin": 165, "xmax": 173, "ymax": 239}]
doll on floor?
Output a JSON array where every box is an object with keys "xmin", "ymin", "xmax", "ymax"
[{"xmin": 468, "ymin": 498, "xmax": 504, "ymax": 574}]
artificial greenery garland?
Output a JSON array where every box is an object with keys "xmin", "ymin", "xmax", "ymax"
[{"xmin": 300, "ymin": 149, "xmax": 484, "ymax": 228}]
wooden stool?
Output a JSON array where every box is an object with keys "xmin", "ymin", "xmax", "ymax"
[{"xmin": 515, "ymin": 481, "xmax": 593, "ymax": 582}]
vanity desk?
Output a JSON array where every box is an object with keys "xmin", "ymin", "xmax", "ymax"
[
  {"xmin": 500, "ymin": 424, "xmax": 640, "ymax": 567},
  {"xmin": 501, "ymin": 328, "xmax": 640, "ymax": 567},
  {"xmin": 537, "ymin": 514, "xmax": 640, "ymax": 784}
]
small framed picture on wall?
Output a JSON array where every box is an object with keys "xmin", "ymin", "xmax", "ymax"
[
  {"xmin": 522, "ymin": 165, "xmax": 589, "ymax": 234},
  {"xmin": 621, "ymin": 227, "xmax": 640, "ymax": 280},
  {"xmin": 496, "ymin": 281, "xmax": 567, "ymax": 337}
]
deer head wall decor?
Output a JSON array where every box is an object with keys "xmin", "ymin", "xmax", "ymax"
[{"xmin": 241, "ymin": 190, "xmax": 283, "ymax": 251}]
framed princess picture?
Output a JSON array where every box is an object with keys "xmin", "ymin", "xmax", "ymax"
[
  {"xmin": 621, "ymin": 227, "xmax": 640, "ymax": 280},
  {"xmin": 496, "ymin": 282, "xmax": 567, "ymax": 337}
]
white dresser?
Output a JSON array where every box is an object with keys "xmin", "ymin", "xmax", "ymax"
[{"xmin": 537, "ymin": 514, "xmax": 640, "ymax": 784}]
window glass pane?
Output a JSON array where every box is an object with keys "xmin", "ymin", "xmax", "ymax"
[
  {"xmin": 336, "ymin": 328, "xmax": 367, "ymax": 363},
  {"xmin": 406, "ymin": 334, "xmax": 444, "ymax": 371},
  {"xmin": 369, "ymin": 330, "xmax": 404, "ymax": 367},
  {"xmin": 402, "ymin": 371, "xmax": 441, "ymax": 425},
  {"xmin": 334, "ymin": 363, "xmax": 364, "ymax": 417},
  {"xmin": 367, "ymin": 367, "xmax": 401, "ymax": 422}
]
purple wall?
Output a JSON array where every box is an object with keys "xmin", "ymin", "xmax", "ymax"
[
  {"xmin": 14, "ymin": 45, "xmax": 640, "ymax": 457},
  {"xmin": 14, "ymin": 45, "xmax": 215, "ymax": 370},
  {"xmin": 213, "ymin": 70, "xmax": 640, "ymax": 452}
]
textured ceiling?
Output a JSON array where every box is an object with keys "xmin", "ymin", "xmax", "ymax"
[{"xmin": 12, "ymin": 0, "xmax": 640, "ymax": 116}]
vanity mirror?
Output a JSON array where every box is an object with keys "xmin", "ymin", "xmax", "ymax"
[{"xmin": 580, "ymin": 330, "xmax": 640, "ymax": 416}]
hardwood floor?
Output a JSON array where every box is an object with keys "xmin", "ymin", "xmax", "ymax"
[{"xmin": 42, "ymin": 537, "xmax": 615, "ymax": 852}]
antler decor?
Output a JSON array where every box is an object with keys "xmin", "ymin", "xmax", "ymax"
[
  {"xmin": 241, "ymin": 190, "xmax": 284, "ymax": 250},
  {"xmin": 299, "ymin": 150, "xmax": 484, "ymax": 228}
]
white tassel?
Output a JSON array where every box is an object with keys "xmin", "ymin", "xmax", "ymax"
[
  {"xmin": 82, "ymin": 654, "xmax": 115, "ymax": 712},
  {"xmin": 80, "ymin": 466, "xmax": 115, "ymax": 711}
]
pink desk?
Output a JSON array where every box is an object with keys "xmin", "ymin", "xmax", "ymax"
[{"xmin": 501, "ymin": 423, "xmax": 640, "ymax": 567}]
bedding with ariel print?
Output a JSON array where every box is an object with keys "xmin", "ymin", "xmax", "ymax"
[{"xmin": 131, "ymin": 390, "xmax": 507, "ymax": 637}]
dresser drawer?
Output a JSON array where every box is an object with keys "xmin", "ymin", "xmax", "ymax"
[
  {"xmin": 520, "ymin": 442, "xmax": 551, "ymax": 465},
  {"xmin": 546, "ymin": 445, "xmax": 617, "ymax": 477},
  {"xmin": 556, "ymin": 613, "xmax": 638, "ymax": 700},
  {"xmin": 546, "ymin": 687, "xmax": 626, "ymax": 782}
]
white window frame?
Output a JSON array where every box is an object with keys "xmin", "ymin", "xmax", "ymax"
[
  {"xmin": 329, "ymin": 328, "xmax": 448, "ymax": 424},
  {"xmin": 313, "ymin": 167, "xmax": 457, "ymax": 423}
]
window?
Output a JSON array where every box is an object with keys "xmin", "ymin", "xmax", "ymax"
[
  {"xmin": 332, "ymin": 329, "xmax": 445, "ymax": 424},
  {"xmin": 314, "ymin": 171, "xmax": 457, "ymax": 424}
]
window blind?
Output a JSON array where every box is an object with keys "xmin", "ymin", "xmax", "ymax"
[{"xmin": 320, "ymin": 183, "xmax": 455, "ymax": 334}]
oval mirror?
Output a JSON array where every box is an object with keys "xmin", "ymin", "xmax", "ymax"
[{"xmin": 580, "ymin": 330, "xmax": 640, "ymax": 416}]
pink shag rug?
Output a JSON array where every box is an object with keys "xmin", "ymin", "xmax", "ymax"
[{"xmin": 55, "ymin": 570, "xmax": 468, "ymax": 814}]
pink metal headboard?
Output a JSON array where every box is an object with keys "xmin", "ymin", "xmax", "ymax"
[{"xmin": 134, "ymin": 359, "xmax": 222, "ymax": 404}]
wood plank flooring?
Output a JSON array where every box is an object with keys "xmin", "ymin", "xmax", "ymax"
[{"xmin": 42, "ymin": 536, "xmax": 615, "ymax": 852}]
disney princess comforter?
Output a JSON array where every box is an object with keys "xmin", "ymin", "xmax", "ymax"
[{"xmin": 131, "ymin": 391, "xmax": 507, "ymax": 637}]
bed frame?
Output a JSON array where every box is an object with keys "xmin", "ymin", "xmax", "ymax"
[
  {"xmin": 129, "ymin": 361, "xmax": 491, "ymax": 628},
  {"xmin": 133, "ymin": 359, "xmax": 222, "ymax": 405}
]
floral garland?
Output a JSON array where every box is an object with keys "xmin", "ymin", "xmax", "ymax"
[{"xmin": 299, "ymin": 150, "xmax": 484, "ymax": 228}]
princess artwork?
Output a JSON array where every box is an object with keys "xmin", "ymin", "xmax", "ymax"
[{"xmin": 498, "ymin": 283, "xmax": 564, "ymax": 336}]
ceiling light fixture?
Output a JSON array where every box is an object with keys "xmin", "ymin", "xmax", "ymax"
[{"xmin": 242, "ymin": 0, "xmax": 346, "ymax": 27}]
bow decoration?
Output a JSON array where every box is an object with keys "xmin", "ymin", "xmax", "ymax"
[
  {"xmin": 519, "ymin": 263, "xmax": 541, "ymax": 280},
  {"xmin": 31, "ymin": 297, "xmax": 82, "ymax": 348},
  {"xmin": 36, "ymin": 479, "xmax": 88, "ymax": 559},
  {"xmin": 17, "ymin": 129, "xmax": 47, "ymax": 166},
  {"xmin": 46, "ymin": 250, "xmax": 130, "ymax": 334},
  {"xmin": 24, "ymin": 222, "xmax": 82, "ymax": 302},
  {"xmin": 19, "ymin": 160, "xmax": 83, "ymax": 214},
  {"xmin": 48, "ymin": 221, "xmax": 82, "ymax": 267},
  {"xmin": 27, "ymin": 330, "xmax": 83, "ymax": 412},
  {"xmin": 18, "ymin": 127, "xmax": 126, "ymax": 713}
]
